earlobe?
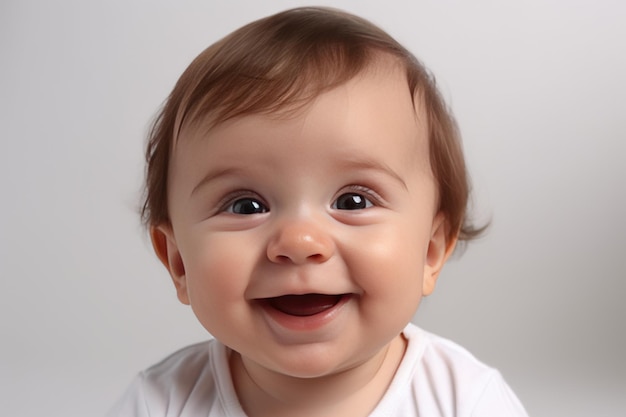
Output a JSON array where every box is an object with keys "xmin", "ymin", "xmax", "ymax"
[
  {"xmin": 423, "ymin": 213, "xmax": 457, "ymax": 296},
  {"xmin": 150, "ymin": 225, "xmax": 190, "ymax": 305}
]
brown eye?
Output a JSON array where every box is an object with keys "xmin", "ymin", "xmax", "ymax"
[
  {"xmin": 228, "ymin": 198, "xmax": 268, "ymax": 215},
  {"xmin": 333, "ymin": 193, "xmax": 373, "ymax": 210}
]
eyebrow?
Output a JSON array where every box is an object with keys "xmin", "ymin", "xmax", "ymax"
[
  {"xmin": 190, "ymin": 155, "xmax": 408, "ymax": 197},
  {"xmin": 335, "ymin": 156, "xmax": 409, "ymax": 191},
  {"xmin": 190, "ymin": 167, "xmax": 246, "ymax": 197}
]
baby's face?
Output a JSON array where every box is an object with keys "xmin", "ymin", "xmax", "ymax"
[{"xmin": 156, "ymin": 63, "xmax": 449, "ymax": 379}]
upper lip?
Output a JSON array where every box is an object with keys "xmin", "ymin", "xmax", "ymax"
[
  {"xmin": 246, "ymin": 268, "xmax": 358, "ymax": 300},
  {"xmin": 256, "ymin": 292, "xmax": 347, "ymax": 300},
  {"xmin": 248, "ymin": 282, "xmax": 359, "ymax": 300}
]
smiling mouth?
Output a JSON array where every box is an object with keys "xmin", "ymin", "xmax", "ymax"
[{"xmin": 264, "ymin": 294, "xmax": 348, "ymax": 317}]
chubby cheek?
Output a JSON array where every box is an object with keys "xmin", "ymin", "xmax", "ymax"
[
  {"xmin": 342, "ymin": 221, "xmax": 428, "ymax": 318},
  {"xmin": 181, "ymin": 233, "xmax": 258, "ymax": 328}
]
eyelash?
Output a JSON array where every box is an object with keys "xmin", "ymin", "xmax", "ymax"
[
  {"xmin": 216, "ymin": 185, "xmax": 383, "ymax": 215},
  {"xmin": 333, "ymin": 185, "xmax": 382, "ymax": 209},
  {"xmin": 218, "ymin": 191, "xmax": 268, "ymax": 214}
]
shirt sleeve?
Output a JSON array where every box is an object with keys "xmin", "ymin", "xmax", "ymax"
[
  {"xmin": 105, "ymin": 374, "xmax": 150, "ymax": 417},
  {"xmin": 470, "ymin": 371, "xmax": 529, "ymax": 417}
]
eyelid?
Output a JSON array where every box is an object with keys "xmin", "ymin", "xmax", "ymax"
[
  {"xmin": 217, "ymin": 190, "xmax": 268, "ymax": 213},
  {"xmin": 336, "ymin": 184, "xmax": 386, "ymax": 207}
]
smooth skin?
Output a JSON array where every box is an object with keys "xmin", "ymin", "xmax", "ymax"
[{"xmin": 151, "ymin": 60, "xmax": 456, "ymax": 417}]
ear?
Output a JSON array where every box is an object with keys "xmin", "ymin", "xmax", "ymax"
[
  {"xmin": 422, "ymin": 213, "xmax": 457, "ymax": 296},
  {"xmin": 150, "ymin": 225, "xmax": 190, "ymax": 305}
]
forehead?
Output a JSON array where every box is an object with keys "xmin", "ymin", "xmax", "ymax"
[
  {"xmin": 170, "ymin": 62, "xmax": 432, "ymax": 193},
  {"xmin": 179, "ymin": 60, "xmax": 428, "ymax": 158}
]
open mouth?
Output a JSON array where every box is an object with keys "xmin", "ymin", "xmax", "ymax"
[{"xmin": 264, "ymin": 293, "xmax": 348, "ymax": 317}]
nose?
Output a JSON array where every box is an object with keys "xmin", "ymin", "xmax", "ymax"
[{"xmin": 266, "ymin": 219, "xmax": 335, "ymax": 265}]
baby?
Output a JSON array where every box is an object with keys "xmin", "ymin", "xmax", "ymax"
[{"xmin": 108, "ymin": 7, "xmax": 528, "ymax": 417}]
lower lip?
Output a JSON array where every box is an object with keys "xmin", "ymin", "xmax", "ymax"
[{"xmin": 257, "ymin": 294, "xmax": 353, "ymax": 333}]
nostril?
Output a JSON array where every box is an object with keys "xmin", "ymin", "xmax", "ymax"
[
  {"xmin": 307, "ymin": 253, "xmax": 326, "ymax": 263},
  {"xmin": 275, "ymin": 254, "xmax": 291, "ymax": 264},
  {"xmin": 272, "ymin": 253, "xmax": 325, "ymax": 264}
]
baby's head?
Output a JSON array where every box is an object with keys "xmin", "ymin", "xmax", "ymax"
[
  {"xmin": 141, "ymin": 7, "xmax": 478, "ymax": 244},
  {"xmin": 141, "ymin": 7, "xmax": 482, "ymax": 382}
]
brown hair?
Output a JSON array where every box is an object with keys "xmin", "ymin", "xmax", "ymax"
[{"xmin": 141, "ymin": 7, "xmax": 483, "ymax": 242}]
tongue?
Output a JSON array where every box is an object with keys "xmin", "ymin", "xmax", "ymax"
[{"xmin": 268, "ymin": 294, "xmax": 342, "ymax": 317}]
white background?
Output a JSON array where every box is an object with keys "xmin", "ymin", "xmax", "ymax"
[{"xmin": 1, "ymin": 1, "xmax": 624, "ymax": 416}]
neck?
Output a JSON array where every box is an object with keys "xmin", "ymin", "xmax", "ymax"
[{"xmin": 230, "ymin": 334, "xmax": 407, "ymax": 417}]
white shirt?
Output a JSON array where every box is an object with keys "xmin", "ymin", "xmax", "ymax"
[{"xmin": 107, "ymin": 324, "xmax": 528, "ymax": 416}]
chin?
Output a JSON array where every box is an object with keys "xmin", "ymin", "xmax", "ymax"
[{"xmin": 261, "ymin": 345, "xmax": 360, "ymax": 379}]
